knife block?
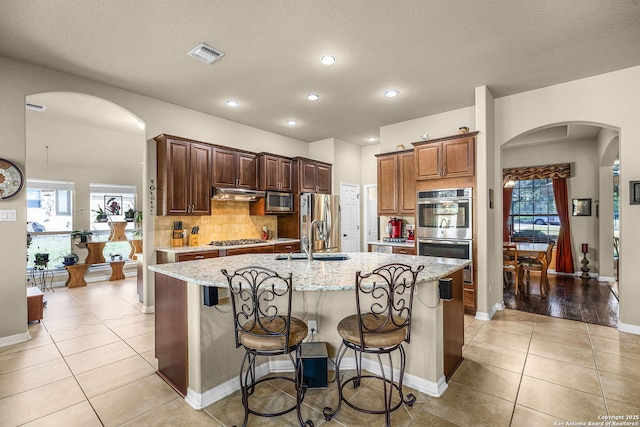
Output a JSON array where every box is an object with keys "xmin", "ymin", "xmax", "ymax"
[{"xmin": 188, "ymin": 235, "xmax": 199, "ymax": 246}]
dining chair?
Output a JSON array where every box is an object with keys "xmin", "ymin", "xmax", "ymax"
[
  {"xmin": 222, "ymin": 266, "xmax": 313, "ymax": 427},
  {"xmin": 503, "ymin": 244, "xmax": 521, "ymax": 295},
  {"xmin": 323, "ymin": 263, "xmax": 424, "ymax": 427},
  {"xmin": 520, "ymin": 241, "xmax": 555, "ymax": 296}
]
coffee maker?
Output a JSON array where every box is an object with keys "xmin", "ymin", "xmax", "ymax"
[{"xmin": 387, "ymin": 217, "xmax": 403, "ymax": 239}]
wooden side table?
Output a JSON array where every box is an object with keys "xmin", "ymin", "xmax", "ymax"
[
  {"xmin": 109, "ymin": 260, "xmax": 126, "ymax": 281},
  {"xmin": 108, "ymin": 221, "xmax": 128, "ymax": 241},
  {"xmin": 27, "ymin": 287, "xmax": 44, "ymax": 323},
  {"xmin": 65, "ymin": 263, "xmax": 88, "ymax": 288},
  {"xmin": 85, "ymin": 242, "xmax": 106, "ymax": 264}
]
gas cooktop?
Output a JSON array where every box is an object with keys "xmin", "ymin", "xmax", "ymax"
[{"xmin": 208, "ymin": 239, "xmax": 265, "ymax": 246}]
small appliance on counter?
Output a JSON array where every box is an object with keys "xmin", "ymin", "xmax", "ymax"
[
  {"xmin": 387, "ymin": 217, "xmax": 402, "ymax": 239},
  {"xmin": 406, "ymin": 224, "xmax": 415, "ymax": 241}
]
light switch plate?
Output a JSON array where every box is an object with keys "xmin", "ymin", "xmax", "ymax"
[{"xmin": 0, "ymin": 210, "xmax": 17, "ymax": 221}]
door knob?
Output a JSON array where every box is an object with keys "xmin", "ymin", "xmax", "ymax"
[{"xmin": 343, "ymin": 234, "xmax": 347, "ymax": 237}]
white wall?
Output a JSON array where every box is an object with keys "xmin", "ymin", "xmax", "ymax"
[
  {"xmin": 502, "ymin": 138, "xmax": 600, "ymax": 272},
  {"xmin": 0, "ymin": 55, "xmax": 310, "ymax": 345}
]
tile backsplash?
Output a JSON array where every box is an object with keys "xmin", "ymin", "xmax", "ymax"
[{"xmin": 154, "ymin": 201, "xmax": 278, "ymax": 247}]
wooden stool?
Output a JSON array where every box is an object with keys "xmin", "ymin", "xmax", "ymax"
[
  {"xmin": 85, "ymin": 242, "xmax": 106, "ymax": 264},
  {"xmin": 65, "ymin": 263, "xmax": 88, "ymax": 288},
  {"xmin": 27, "ymin": 287, "xmax": 44, "ymax": 323},
  {"xmin": 109, "ymin": 260, "xmax": 126, "ymax": 281}
]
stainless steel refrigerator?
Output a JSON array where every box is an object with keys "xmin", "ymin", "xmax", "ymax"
[{"xmin": 300, "ymin": 193, "xmax": 341, "ymax": 253}]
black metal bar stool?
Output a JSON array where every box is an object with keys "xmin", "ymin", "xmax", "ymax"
[
  {"xmin": 323, "ymin": 263, "xmax": 424, "ymax": 427},
  {"xmin": 222, "ymin": 266, "xmax": 313, "ymax": 427}
]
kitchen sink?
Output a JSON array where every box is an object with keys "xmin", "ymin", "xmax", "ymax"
[{"xmin": 274, "ymin": 253, "xmax": 350, "ymax": 261}]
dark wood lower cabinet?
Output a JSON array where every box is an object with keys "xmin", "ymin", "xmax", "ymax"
[
  {"xmin": 442, "ymin": 268, "xmax": 464, "ymax": 379},
  {"xmin": 154, "ymin": 273, "xmax": 188, "ymax": 396}
]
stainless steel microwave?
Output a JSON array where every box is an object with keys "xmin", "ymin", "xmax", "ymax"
[{"xmin": 265, "ymin": 191, "xmax": 294, "ymax": 213}]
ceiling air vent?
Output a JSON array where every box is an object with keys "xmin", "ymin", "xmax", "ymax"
[
  {"xmin": 187, "ymin": 43, "xmax": 225, "ymax": 65},
  {"xmin": 26, "ymin": 103, "xmax": 46, "ymax": 112}
]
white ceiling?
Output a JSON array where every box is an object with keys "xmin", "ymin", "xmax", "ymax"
[{"xmin": 2, "ymin": 0, "xmax": 640, "ymax": 146}]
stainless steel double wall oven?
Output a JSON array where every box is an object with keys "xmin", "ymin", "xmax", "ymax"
[{"xmin": 416, "ymin": 188, "xmax": 472, "ymax": 284}]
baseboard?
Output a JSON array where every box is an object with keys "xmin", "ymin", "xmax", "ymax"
[
  {"xmin": 618, "ymin": 322, "xmax": 640, "ymax": 336},
  {"xmin": 186, "ymin": 353, "xmax": 448, "ymax": 408},
  {"xmin": 597, "ymin": 275, "xmax": 615, "ymax": 282},
  {"xmin": 475, "ymin": 302, "xmax": 503, "ymax": 321},
  {"xmin": 184, "ymin": 361, "xmax": 270, "ymax": 410},
  {"xmin": 141, "ymin": 304, "xmax": 155, "ymax": 314},
  {"xmin": 0, "ymin": 331, "xmax": 31, "ymax": 348}
]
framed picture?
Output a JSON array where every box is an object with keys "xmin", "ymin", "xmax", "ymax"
[
  {"xmin": 630, "ymin": 181, "xmax": 640, "ymax": 205},
  {"xmin": 572, "ymin": 198, "xmax": 592, "ymax": 216},
  {"xmin": 104, "ymin": 195, "xmax": 123, "ymax": 215}
]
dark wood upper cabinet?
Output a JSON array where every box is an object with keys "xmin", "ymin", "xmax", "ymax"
[
  {"xmin": 295, "ymin": 157, "xmax": 332, "ymax": 194},
  {"xmin": 258, "ymin": 153, "xmax": 292, "ymax": 191},
  {"xmin": 376, "ymin": 150, "xmax": 414, "ymax": 216},
  {"xmin": 155, "ymin": 134, "xmax": 212, "ymax": 216},
  {"xmin": 212, "ymin": 147, "xmax": 258, "ymax": 190},
  {"xmin": 413, "ymin": 132, "xmax": 477, "ymax": 180}
]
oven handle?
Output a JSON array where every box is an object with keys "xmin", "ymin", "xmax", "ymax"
[
  {"xmin": 417, "ymin": 198, "xmax": 471, "ymax": 204},
  {"xmin": 419, "ymin": 239, "xmax": 471, "ymax": 246}
]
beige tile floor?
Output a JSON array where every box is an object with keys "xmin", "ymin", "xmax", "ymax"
[{"xmin": 1, "ymin": 278, "xmax": 639, "ymax": 426}]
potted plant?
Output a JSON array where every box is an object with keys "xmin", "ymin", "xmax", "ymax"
[
  {"xmin": 125, "ymin": 207, "xmax": 136, "ymax": 222},
  {"xmin": 61, "ymin": 252, "xmax": 79, "ymax": 266},
  {"xmin": 71, "ymin": 229, "xmax": 93, "ymax": 243},
  {"xmin": 34, "ymin": 252, "xmax": 49, "ymax": 270},
  {"xmin": 93, "ymin": 205, "xmax": 108, "ymax": 222}
]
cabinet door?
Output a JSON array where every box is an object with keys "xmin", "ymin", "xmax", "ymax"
[
  {"xmin": 392, "ymin": 246, "xmax": 416, "ymax": 255},
  {"xmin": 263, "ymin": 155, "xmax": 280, "ymax": 191},
  {"xmin": 377, "ymin": 155, "xmax": 398, "ymax": 215},
  {"xmin": 279, "ymin": 158, "xmax": 293, "ymax": 191},
  {"xmin": 237, "ymin": 152, "xmax": 257, "ymax": 189},
  {"xmin": 176, "ymin": 250, "xmax": 219, "ymax": 262},
  {"xmin": 164, "ymin": 139, "xmax": 191, "ymax": 215},
  {"xmin": 415, "ymin": 143, "xmax": 442, "ymax": 180},
  {"xmin": 443, "ymin": 138, "xmax": 474, "ymax": 178},
  {"xmin": 299, "ymin": 160, "xmax": 318, "ymax": 193},
  {"xmin": 212, "ymin": 148, "xmax": 237, "ymax": 187},
  {"xmin": 189, "ymin": 143, "xmax": 212, "ymax": 215},
  {"xmin": 316, "ymin": 163, "xmax": 332, "ymax": 193},
  {"xmin": 398, "ymin": 152, "xmax": 415, "ymax": 214}
]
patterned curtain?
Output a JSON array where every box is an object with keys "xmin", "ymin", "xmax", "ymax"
[
  {"xmin": 553, "ymin": 178, "xmax": 575, "ymax": 273},
  {"xmin": 503, "ymin": 163, "xmax": 571, "ymax": 185}
]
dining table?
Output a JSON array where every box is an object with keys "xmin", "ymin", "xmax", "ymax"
[{"xmin": 504, "ymin": 242, "xmax": 551, "ymax": 296}]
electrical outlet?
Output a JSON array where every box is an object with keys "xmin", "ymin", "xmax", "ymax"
[{"xmin": 308, "ymin": 320, "xmax": 317, "ymax": 333}]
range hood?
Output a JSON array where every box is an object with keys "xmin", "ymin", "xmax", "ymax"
[{"xmin": 211, "ymin": 187, "xmax": 265, "ymax": 201}]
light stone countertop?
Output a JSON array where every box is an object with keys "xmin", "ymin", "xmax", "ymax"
[
  {"xmin": 155, "ymin": 238, "xmax": 300, "ymax": 254},
  {"xmin": 149, "ymin": 252, "xmax": 469, "ymax": 291}
]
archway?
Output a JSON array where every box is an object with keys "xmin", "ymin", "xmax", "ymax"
[
  {"xmin": 499, "ymin": 122, "xmax": 619, "ymax": 326},
  {"xmin": 25, "ymin": 92, "xmax": 148, "ymax": 303}
]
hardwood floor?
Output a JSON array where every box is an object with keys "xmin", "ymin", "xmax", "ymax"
[{"xmin": 503, "ymin": 273, "xmax": 619, "ymax": 327}]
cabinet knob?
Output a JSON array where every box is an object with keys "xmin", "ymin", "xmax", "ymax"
[{"xmin": 194, "ymin": 255, "xmax": 205, "ymax": 259}]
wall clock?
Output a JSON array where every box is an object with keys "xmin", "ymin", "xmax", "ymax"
[{"xmin": 0, "ymin": 158, "xmax": 25, "ymax": 200}]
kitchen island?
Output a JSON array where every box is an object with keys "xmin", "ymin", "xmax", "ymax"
[{"xmin": 149, "ymin": 252, "xmax": 469, "ymax": 410}]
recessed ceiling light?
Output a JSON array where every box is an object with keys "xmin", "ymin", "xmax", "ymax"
[
  {"xmin": 286, "ymin": 120, "xmax": 297, "ymax": 126},
  {"xmin": 367, "ymin": 137, "xmax": 377, "ymax": 142},
  {"xmin": 226, "ymin": 100, "xmax": 239, "ymax": 107},
  {"xmin": 320, "ymin": 55, "xmax": 336, "ymax": 65},
  {"xmin": 307, "ymin": 94, "xmax": 319, "ymax": 101},
  {"xmin": 385, "ymin": 89, "xmax": 400, "ymax": 98}
]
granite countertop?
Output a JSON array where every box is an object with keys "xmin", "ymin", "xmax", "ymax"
[
  {"xmin": 149, "ymin": 252, "xmax": 469, "ymax": 291},
  {"xmin": 155, "ymin": 238, "xmax": 300, "ymax": 254},
  {"xmin": 367, "ymin": 240, "xmax": 416, "ymax": 248}
]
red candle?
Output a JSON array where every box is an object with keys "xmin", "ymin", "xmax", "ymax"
[{"xmin": 582, "ymin": 243, "xmax": 589, "ymax": 253}]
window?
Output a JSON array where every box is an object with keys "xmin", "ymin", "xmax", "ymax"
[
  {"xmin": 509, "ymin": 179, "xmax": 558, "ymax": 243},
  {"xmin": 26, "ymin": 179, "xmax": 74, "ymax": 233},
  {"xmin": 89, "ymin": 183, "xmax": 137, "ymax": 238}
]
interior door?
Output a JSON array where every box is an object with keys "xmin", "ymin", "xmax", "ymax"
[
  {"xmin": 364, "ymin": 184, "xmax": 378, "ymax": 243},
  {"xmin": 340, "ymin": 183, "xmax": 360, "ymax": 252}
]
